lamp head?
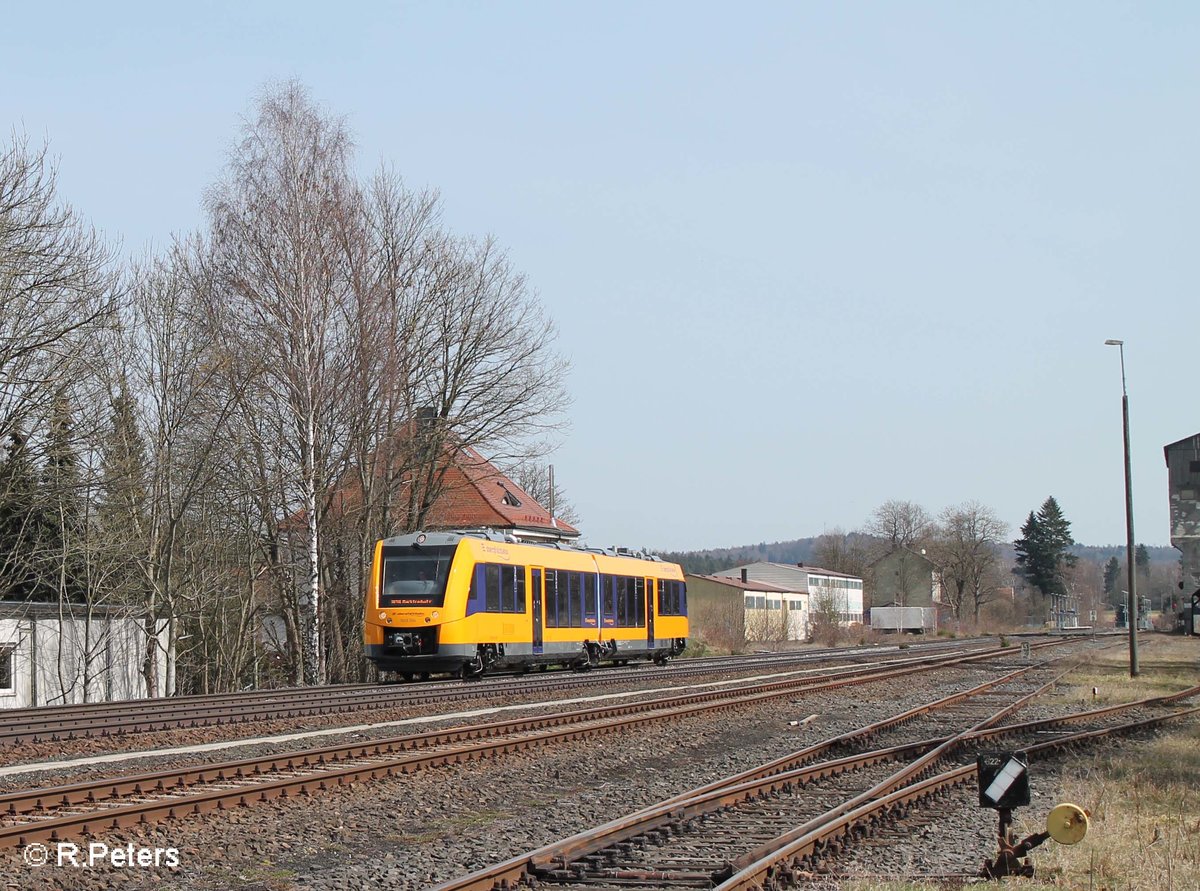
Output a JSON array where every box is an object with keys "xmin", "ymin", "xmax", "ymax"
[{"xmin": 1104, "ymin": 339, "xmax": 1123, "ymax": 346}]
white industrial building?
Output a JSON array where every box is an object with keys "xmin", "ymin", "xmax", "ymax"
[
  {"xmin": 0, "ymin": 601, "xmax": 168, "ymax": 708},
  {"xmin": 713, "ymin": 562, "xmax": 865, "ymax": 630}
]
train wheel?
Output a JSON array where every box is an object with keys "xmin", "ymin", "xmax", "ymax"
[
  {"xmin": 419, "ymin": 672, "xmax": 430, "ymax": 681},
  {"xmin": 401, "ymin": 672, "xmax": 414, "ymax": 682},
  {"xmin": 461, "ymin": 653, "xmax": 485, "ymax": 681}
]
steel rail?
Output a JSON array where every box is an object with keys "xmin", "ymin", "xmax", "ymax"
[
  {"xmin": 0, "ymin": 641, "xmax": 1063, "ymax": 849},
  {"xmin": 428, "ymin": 673, "xmax": 1194, "ymax": 891},
  {"xmin": 0, "ymin": 638, "xmax": 1008, "ymax": 746},
  {"xmin": 716, "ymin": 705, "xmax": 1200, "ymax": 890}
]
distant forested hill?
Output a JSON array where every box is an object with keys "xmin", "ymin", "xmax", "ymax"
[
  {"xmin": 660, "ymin": 538, "xmax": 1177, "ymax": 576},
  {"xmin": 658, "ymin": 540, "xmax": 818, "ymax": 576}
]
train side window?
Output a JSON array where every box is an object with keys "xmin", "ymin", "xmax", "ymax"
[
  {"xmin": 584, "ymin": 574, "xmax": 598, "ymax": 625},
  {"xmin": 602, "ymin": 575, "xmax": 616, "ymax": 625},
  {"xmin": 615, "ymin": 577, "xmax": 627, "ymax": 625},
  {"xmin": 498, "ymin": 565, "xmax": 515, "ymax": 612},
  {"xmin": 569, "ymin": 572, "xmax": 583, "ymax": 627},
  {"xmin": 514, "ymin": 566, "xmax": 526, "ymax": 613},
  {"xmin": 484, "ymin": 564, "xmax": 501, "ymax": 612},
  {"xmin": 545, "ymin": 570, "xmax": 559, "ymax": 627},
  {"xmin": 634, "ymin": 578, "xmax": 645, "ymax": 627},
  {"xmin": 658, "ymin": 580, "xmax": 683, "ymax": 616}
]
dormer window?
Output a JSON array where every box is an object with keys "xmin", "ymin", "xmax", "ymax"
[{"xmin": 498, "ymin": 483, "xmax": 522, "ymax": 507}]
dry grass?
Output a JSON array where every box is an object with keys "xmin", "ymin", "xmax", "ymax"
[
  {"xmin": 840, "ymin": 634, "xmax": 1200, "ymax": 891},
  {"xmin": 1034, "ymin": 634, "xmax": 1200, "ymax": 890}
]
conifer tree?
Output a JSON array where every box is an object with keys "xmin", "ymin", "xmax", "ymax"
[
  {"xmin": 38, "ymin": 390, "xmax": 88, "ymax": 602},
  {"xmin": 1103, "ymin": 556, "xmax": 1121, "ymax": 601},
  {"xmin": 1013, "ymin": 496, "xmax": 1076, "ymax": 600},
  {"xmin": 99, "ymin": 377, "xmax": 149, "ymax": 605},
  {"xmin": 0, "ymin": 428, "xmax": 48, "ymax": 599}
]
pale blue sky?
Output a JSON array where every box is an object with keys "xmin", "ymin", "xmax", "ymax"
[{"xmin": 3, "ymin": 2, "xmax": 1196, "ymax": 551}]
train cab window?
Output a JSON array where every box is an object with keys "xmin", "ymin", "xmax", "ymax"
[{"xmin": 380, "ymin": 545, "xmax": 455, "ymax": 608}]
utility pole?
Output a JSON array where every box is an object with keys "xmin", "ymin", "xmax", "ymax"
[{"xmin": 1105, "ymin": 339, "xmax": 1138, "ymax": 677}]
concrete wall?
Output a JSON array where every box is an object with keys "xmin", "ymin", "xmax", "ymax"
[{"xmin": 0, "ymin": 604, "xmax": 167, "ymax": 708}]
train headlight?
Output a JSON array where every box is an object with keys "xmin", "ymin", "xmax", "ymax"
[
  {"xmin": 378, "ymin": 611, "xmax": 387, "ymax": 621},
  {"xmin": 432, "ymin": 611, "xmax": 440, "ymax": 619}
]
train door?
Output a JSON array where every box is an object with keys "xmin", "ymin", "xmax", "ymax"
[
  {"xmin": 645, "ymin": 577, "xmax": 655, "ymax": 648},
  {"xmin": 531, "ymin": 568, "xmax": 544, "ymax": 655}
]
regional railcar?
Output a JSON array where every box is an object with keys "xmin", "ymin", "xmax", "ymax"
[{"xmin": 363, "ymin": 531, "xmax": 687, "ymax": 678}]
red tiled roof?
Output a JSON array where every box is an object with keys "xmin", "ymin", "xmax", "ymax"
[
  {"xmin": 424, "ymin": 445, "xmax": 579, "ymax": 537},
  {"xmin": 281, "ymin": 428, "xmax": 578, "ymax": 540}
]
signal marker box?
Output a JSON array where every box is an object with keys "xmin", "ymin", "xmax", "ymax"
[{"xmin": 977, "ymin": 752, "xmax": 1030, "ymax": 809}]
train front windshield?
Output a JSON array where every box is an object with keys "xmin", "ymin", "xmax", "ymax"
[{"xmin": 379, "ymin": 545, "xmax": 455, "ymax": 608}]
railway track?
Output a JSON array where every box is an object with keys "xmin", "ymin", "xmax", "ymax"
[
  {"xmin": 0, "ymin": 636, "xmax": 1008, "ymax": 747},
  {"xmin": 0, "ymin": 640, "xmax": 1070, "ymax": 850},
  {"xmin": 430, "ymin": 672, "xmax": 1198, "ymax": 890}
]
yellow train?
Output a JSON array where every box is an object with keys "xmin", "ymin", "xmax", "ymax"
[{"xmin": 363, "ymin": 531, "xmax": 688, "ymax": 678}]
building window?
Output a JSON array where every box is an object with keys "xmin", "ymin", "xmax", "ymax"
[{"xmin": 0, "ymin": 647, "xmax": 12, "ymax": 690}]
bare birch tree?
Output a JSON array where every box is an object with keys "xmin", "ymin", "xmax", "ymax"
[{"xmin": 202, "ymin": 83, "xmax": 362, "ymax": 685}]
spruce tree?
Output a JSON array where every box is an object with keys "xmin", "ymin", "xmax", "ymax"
[
  {"xmin": 99, "ymin": 378, "xmax": 150, "ymax": 605},
  {"xmin": 1103, "ymin": 556, "xmax": 1121, "ymax": 601},
  {"xmin": 1135, "ymin": 544, "xmax": 1150, "ymax": 575},
  {"xmin": 38, "ymin": 390, "xmax": 88, "ymax": 602},
  {"xmin": 1013, "ymin": 496, "xmax": 1076, "ymax": 600},
  {"xmin": 0, "ymin": 429, "xmax": 48, "ymax": 600}
]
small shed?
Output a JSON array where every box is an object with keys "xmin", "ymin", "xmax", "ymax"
[{"xmin": 0, "ymin": 601, "xmax": 168, "ymax": 708}]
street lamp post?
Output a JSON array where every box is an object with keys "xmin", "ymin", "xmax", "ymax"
[{"xmin": 1104, "ymin": 339, "xmax": 1139, "ymax": 677}]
